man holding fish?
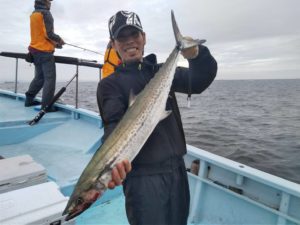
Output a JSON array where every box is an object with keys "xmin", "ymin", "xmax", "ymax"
[{"xmin": 64, "ymin": 10, "xmax": 217, "ymax": 225}]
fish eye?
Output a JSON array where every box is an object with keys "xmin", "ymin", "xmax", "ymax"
[{"xmin": 76, "ymin": 197, "xmax": 84, "ymax": 205}]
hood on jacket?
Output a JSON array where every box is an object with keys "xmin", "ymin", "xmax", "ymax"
[{"xmin": 34, "ymin": 0, "xmax": 52, "ymax": 10}]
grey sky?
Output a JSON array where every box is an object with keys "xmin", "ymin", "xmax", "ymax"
[{"xmin": 0, "ymin": 0, "xmax": 300, "ymax": 81}]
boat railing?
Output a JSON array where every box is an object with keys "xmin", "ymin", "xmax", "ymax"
[
  {"xmin": 0, "ymin": 52, "xmax": 103, "ymax": 108},
  {"xmin": 185, "ymin": 144, "xmax": 300, "ymax": 225}
]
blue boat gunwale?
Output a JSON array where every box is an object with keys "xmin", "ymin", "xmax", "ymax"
[
  {"xmin": 186, "ymin": 144, "xmax": 300, "ymax": 198},
  {"xmin": 186, "ymin": 144, "xmax": 300, "ymax": 224}
]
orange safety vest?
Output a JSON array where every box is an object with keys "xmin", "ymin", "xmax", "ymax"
[
  {"xmin": 101, "ymin": 46, "xmax": 121, "ymax": 79},
  {"xmin": 30, "ymin": 12, "xmax": 55, "ymax": 52}
]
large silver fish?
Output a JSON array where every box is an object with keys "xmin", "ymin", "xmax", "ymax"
[{"xmin": 62, "ymin": 10, "xmax": 205, "ymax": 221}]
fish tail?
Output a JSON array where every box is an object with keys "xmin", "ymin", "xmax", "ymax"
[{"xmin": 171, "ymin": 10, "xmax": 206, "ymax": 50}]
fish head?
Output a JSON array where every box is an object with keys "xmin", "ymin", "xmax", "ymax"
[{"xmin": 63, "ymin": 182, "xmax": 105, "ymax": 221}]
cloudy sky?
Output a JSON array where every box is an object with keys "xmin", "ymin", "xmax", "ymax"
[{"xmin": 0, "ymin": 0, "xmax": 300, "ymax": 81}]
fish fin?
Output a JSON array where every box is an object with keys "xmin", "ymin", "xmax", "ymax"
[
  {"xmin": 129, "ymin": 89, "xmax": 137, "ymax": 107},
  {"xmin": 160, "ymin": 110, "xmax": 172, "ymax": 121},
  {"xmin": 99, "ymin": 171, "xmax": 111, "ymax": 188},
  {"xmin": 171, "ymin": 10, "xmax": 206, "ymax": 50}
]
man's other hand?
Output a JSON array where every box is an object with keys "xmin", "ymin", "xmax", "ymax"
[
  {"xmin": 181, "ymin": 36, "xmax": 199, "ymax": 60},
  {"xmin": 108, "ymin": 159, "xmax": 132, "ymax": 189}
]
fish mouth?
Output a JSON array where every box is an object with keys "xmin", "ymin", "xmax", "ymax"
[
  {"xmin": 64, "ymin": 206, "xmax": 88, "ymax": 221},
  {"xmin": 63, "ymin": 201, "xmax": 94, "ymax": 221},
  {"xmin": 64, "ymin": 211, "xmax": 82, "ymax": 221},
  {"xmin": 63, "ymin": 190, "xmax": 102, "ymax": 221}
]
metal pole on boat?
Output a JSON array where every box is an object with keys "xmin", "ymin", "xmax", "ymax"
[
  {"xmin": 75, "ymin": 65, "xmax": 79, "ymax": 109},
  {"xmin": 27, "ymin": 73, "xmax": 78, "ymax": 126},
  {"xmin": 14, "ymin": 58, "xmax": 18, "ymax": 93}
]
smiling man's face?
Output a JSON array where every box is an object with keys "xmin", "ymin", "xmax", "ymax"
[{"xmin": 112, "ymin": 27, "xmax": 146, "ymax": 63}]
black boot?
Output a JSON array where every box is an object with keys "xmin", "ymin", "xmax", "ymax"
[
  {"xmin": 25, "ymin": 94, "xmax": 40, "ymax": 107},
  {"xmin": 25, "ymin": 99, "xmax": 40, "ymax": 107}
]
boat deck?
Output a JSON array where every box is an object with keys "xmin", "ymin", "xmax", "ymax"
[
  {"xmin": 1, "ymin": 89, "xmax": 300, "ymax": 225},
  {"xmin": 0, "ymin": 90, "xmax": 102, "ymax": 191}
]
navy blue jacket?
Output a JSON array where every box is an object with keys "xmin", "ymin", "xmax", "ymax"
[{"xmin": 97, "ymin": 45, "xmax": 217, "ymax": 172}]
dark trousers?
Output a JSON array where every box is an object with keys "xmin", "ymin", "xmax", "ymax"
[
  {"xmin": 26, "ymin": 52, "xmax": 56, "ymax": 108},
  {"xmin": 123, "ymin": 159, "xmax": 190, "ymax": 225}
]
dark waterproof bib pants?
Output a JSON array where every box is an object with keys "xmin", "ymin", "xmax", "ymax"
[
  {"xmin": 123, "ymin": 158, "xmax": 190, "ymax": 225},
  {"xmin": 26, "ymin": 52, "xmax": 56, "ymax": 108}
]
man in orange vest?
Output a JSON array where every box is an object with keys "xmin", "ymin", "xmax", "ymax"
[
  {"xmin": 101, "ymin": 40, "xmax": 121, "ymax": 79},
  {"xmin": 25, "ymin": 0, "xmax": 64, "ymax": 111}
]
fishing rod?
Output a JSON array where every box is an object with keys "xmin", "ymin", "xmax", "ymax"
[
  {"xmin": 65, "ymin": 43, "xmax": 104, "ymax": 56},
  {"xmin": 27, "ymin": 73, "xmax": 78, "ymax": 126}
]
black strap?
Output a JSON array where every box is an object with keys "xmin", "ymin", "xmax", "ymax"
[
  {"xmin": 187, "ymin": 71, "xmax": 192, "ymax": 102},
  {"xmin": 170, "ymin": 91, "xmax": 186, "ymax": 147}
]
